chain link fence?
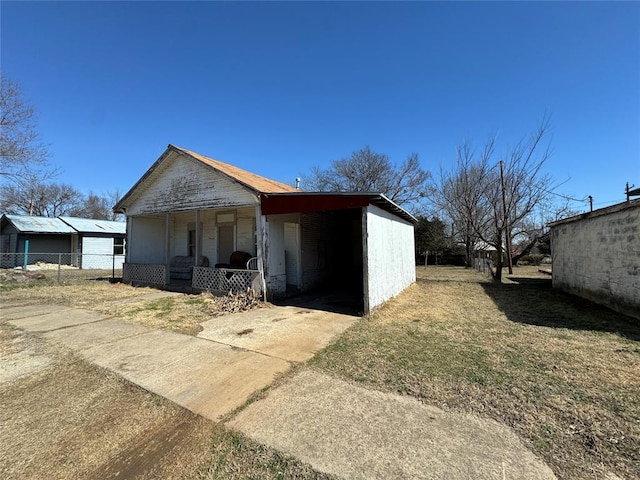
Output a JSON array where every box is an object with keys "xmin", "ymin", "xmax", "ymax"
[{"xmin": 0, "ymin": 252, "xmax": 124, "ymax": 284}]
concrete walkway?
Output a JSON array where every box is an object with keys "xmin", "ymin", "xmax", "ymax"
[
  {"xmin": 2, "ymin": 301, "xmax": 557, "ymax": 479},
  {"xmin": 2, "ymin": 303, "xmax": 290, "ymax": 420},
  {"xmin": 230, "ymin": 369, "xmax": 557, "ymax": 480}
]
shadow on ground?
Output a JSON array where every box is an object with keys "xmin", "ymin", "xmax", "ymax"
[
  {"xmin": 274, "ymin": 289, "xmax": 363, "ymax": 317},
  {"xmin": 481, "ymin": 277, "xmax": 640, "ymax": 342}
]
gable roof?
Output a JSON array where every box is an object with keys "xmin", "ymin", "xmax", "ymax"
[
  {"xmin": 2, "ymin": 214, "xmax": 78, "ymax": 234},
  {"xmin": 172, "ymin": 146, "xmax": 297, "ymax": 194},
  {"xmin": 114, "ymin": 145, "xmax": 297, "ymax": 212}
]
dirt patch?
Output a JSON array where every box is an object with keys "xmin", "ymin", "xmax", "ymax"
[
  {"xmin": 0, "ymin": 324, "xmax": 52, "ymax": 384},
  {"xmin": 311, "ymin": 266, "xmax": 640, "ymax": 480}
]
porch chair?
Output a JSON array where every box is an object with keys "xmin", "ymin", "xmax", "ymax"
[{"xmin": 215, "ymin": 251, "xmax": 253, "ymax": 269}]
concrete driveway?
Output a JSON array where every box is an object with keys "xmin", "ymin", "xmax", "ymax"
[
  {"xmin": 2, "ymin": 301, "xmax": 358, "ymax": 421},
  {"xmin": 198, "ymin": 306, "xmax": 357, "ymax": 362}
]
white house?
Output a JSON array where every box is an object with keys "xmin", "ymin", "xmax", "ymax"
[{"xmin": 114, "ymin": 145, "xmax": 416, "ymax": 313}]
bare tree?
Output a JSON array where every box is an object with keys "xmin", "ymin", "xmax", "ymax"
[
  {"xmin": 302, "ymin": 146, "xmax": 430, "ymax": 211},
  {"xmin": 72, "ymin": 189, "xmax": 123, "ymax": 221},
  {"xmin": 435, "ymin": 139, "xmax": 495, "ymax": 267},
  {"xmin": 510, "ymin": 197, "xmax": 578, "ymax": 265},
  {"xmin": 0, "ymin": 72, "xmax": 52, "ymax": 184},
  {"xmin": 435, "ymin": 120, "xmax": 555, "ymax": 282},
  {"xmin": 0, "ymin": 175, "xmax": 83, "ymax": 217}
]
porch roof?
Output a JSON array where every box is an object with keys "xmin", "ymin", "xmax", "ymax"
[{"xmin": 260, "ymin": 192, "xmax": 417, "ymax": 224}]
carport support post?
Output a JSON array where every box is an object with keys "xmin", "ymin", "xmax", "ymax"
[
  {"xmin": 255, "ymin": 204, "xmax": 268, "ymax": 300},
  {"xmin": 57, "ymin": 253, "xmax": 62, "ymax": 283}
]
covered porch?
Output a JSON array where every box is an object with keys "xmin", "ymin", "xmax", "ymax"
[{"xmin": 122, "ymin": 205, "xmax": 266, "ymax": 295}]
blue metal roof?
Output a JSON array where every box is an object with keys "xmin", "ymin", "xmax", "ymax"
[
  {"xmin": 1, "ymin": 214, "xmax": 126, "ymax": 235},
  {"xmin": 58, "ymin": 216, "xmax": 126, "ymax": 234},
  {"xmin": 2, "ymin": 214, "xmax": 77, "ymax": 234}
]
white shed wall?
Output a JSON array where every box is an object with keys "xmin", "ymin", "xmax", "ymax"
[
  {"xmin": 551, "ymin": 203, "xmax": 640, "ymax": 319},
  {"xmin": 364, "ymin": 205, "xmax": 415, "ymax": 312},
  {"xmin": 81, "ymin": 236, "xmax": 124, "ymax": 269},
  {"xmin": 126, "ymin": 152, "xmax": 257, "ymax": 216}
]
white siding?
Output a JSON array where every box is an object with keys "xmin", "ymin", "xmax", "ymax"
[
  {"xmin": 129, "ymin": 216, "xmax": 165, "ymax": 264},
  {"xmin": 201, "ymin": 210, "xmax": 217, "ymax": 264},
  {"xmin": 237, "ymin": 208, "xmax": 256, "ymax": 255},
  {"xmin": 364, "ymin": 205, "xmax": 415, "ymax": 312},
  {"xmin": 81, "ymin": 237, "xmax": 114, "ymax": 269},
  {"xmin": 126, "ymin": 151, "xmax": 258, "ymax": 215},
  {"xmin": 551, "ymin": 203, "xmax": 640, "ymax": 320}
]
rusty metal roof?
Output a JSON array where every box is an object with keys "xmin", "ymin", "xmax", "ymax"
[
  {"xmin": 172, "ymin": 145, "xmax": 298, "ymax": 194},
  {"xmin": 1, "ymin": 214, "xmax": 77, "ymax": 234},
  {"xmin": 114, "ymin": 145, "xmax": 299, "ymax": 213},
  {"xmin": 58, "ymin": 217, "xmax": 126, "ymax": 234}
]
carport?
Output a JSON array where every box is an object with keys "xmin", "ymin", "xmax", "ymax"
[{"xmin": 260, "ymin": 192, "xmax": 416, "ymax": 314}]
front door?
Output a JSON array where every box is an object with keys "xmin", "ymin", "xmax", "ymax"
[{"xmin": 218, "ymin": 224, "xmax": 234, "ymax": 265}]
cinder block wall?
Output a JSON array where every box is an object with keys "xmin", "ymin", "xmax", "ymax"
[{"xmin": 551, "ymin": 201, "xmax": 640, "ymax": 320}]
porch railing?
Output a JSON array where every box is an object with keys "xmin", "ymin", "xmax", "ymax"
[
  {"xmin": 122, "ymin": 263, "xmax": 263, "ymax": 295},
  {"xmin": 192, "ymin": 266, "xmax": 261, "ymax": 294},
  {"xmin": 123, "ymin": 263, "xmax": 166, "ymax": 286}
]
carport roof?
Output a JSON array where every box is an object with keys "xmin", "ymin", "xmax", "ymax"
[{"xmin": 260, "ymin": 192, "xmax": 417, "ymax": 224}]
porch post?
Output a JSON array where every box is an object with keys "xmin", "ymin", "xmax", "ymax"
[
  {"xmin": 125, "ymin": 217, "xmax": 131, "ymax": 263},
  {"xmin": 195, "ymin": 209, "xmax": 201, "ymax": 265},
  {"xmin": 164, "ymin": 213, "xmax": 171, "ymax": 285}
]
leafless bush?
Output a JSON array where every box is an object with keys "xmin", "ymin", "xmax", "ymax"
[{"xmin": 204, "ymin": 289, "xmax": 265, "ymax": 315}]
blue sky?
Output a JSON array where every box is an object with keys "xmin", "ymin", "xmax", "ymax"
[{"xmin": 2, "ymin": 1, "xmax": 639, "ymax": 213}]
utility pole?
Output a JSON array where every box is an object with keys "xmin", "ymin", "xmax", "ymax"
[
  {"xmin": 500, "ymin": 160, "xmax": 513, "ymax": 274},
  {"xmin": 588, "ymin": 195, "xmax": 593, "ymax": 212}
]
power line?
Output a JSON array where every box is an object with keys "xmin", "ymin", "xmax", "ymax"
[{"xmin": 536, "ymin": 187, "xmax": 588, "ymax": 203}]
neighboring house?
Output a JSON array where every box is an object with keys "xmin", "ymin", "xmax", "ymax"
[
  {"xmin": 114, "ymin": 144, "xmax": 416, "ymax": 313},
  {"xmin": 549, "ymin": 199, "xmax": 640, "ymax": 320},
  {"xmin": 0, "ymin": 214, "xmax": 126, "ymax": 270}
]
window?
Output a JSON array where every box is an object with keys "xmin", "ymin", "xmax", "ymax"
[
  {"xmin": 113, "ymin": 237, "xmax": 125, "ymax": 255},
  {"xmin": 188, "ymin": 229, "xmax": 196, "ymax": 257}
]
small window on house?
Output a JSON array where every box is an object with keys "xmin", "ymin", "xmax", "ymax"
[
  {"xmin": 188, "ymin": 229, "xmax": 196, "ymax": 257},
  {"xmin": 113, "ymin": 237, "xmax": 125, "ymax": 255}
]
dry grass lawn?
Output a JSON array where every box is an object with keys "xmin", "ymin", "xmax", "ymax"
[
  {"xmin": 311, "ymin": 266, "xmax": 640, "ymax": 480},
  {"xmin": 1, "ymin": 269, "xmax": 266, "ymax": 336}
]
